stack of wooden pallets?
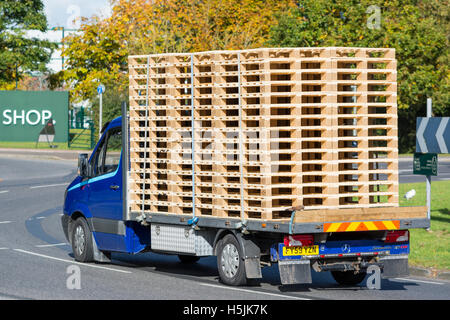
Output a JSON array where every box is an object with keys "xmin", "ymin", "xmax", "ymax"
[{"xmin": 128, "ymin": 47, "xmax": 398, "ymax": 221}]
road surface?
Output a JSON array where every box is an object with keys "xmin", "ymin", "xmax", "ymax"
[{"xmin": 0, "ymin": 156, "xmax": 449, "ymax": 300}]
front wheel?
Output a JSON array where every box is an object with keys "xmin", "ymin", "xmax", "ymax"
[
  {"xmin": 71, "ymin": 217, "xmax": 94, "ymax": 262},
  {"xmin": 216, "ymin": 234, "xmax": 247, "ymax": 286},
  {"xmin": 331, "ymin": 270, "xmax": 367, "ymax": 286}
]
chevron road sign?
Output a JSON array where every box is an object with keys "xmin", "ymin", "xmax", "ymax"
[{"xmin": 416, "ymin": 117, "xmax": 450, "ymax": 154}]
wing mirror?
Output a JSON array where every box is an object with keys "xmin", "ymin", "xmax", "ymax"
[{"xmin": 78, "ymin": 153, "xmax": 90, "ymax": 178}]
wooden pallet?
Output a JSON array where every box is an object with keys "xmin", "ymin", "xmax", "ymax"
[{"xmin": 128, "ymin": 47, "xmax": 398, "ymax": 221}]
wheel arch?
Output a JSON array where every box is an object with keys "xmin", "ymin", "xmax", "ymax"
[
  {"xmin": 67, "ymin": 210, "xmax": 92, "ymax": 246},
  {"xmin": 213, "ymin": 230, "xmax": 262, "ymax": 260},
  {"xmin": 70, "ymin": 211, "xmax": 86, "ymax": 222},
  {"xmin": 213, "ymin": 229, "xmax": 263, "ymax": 281},
  {"xmin": 213, "ymin": 229, "xmax": 237, "ymax": 256}
]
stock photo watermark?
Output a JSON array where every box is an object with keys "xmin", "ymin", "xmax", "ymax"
[
  {"xmin": 66, "ymin": 265, "xmax": 81, "ymax": 290},
  {"xmin": 366, "ymin": 265, "xmax": 381, "ymax": 290},
  {"xmin": 67, "ymin": 4, "xmax": 81, "ymax": 29},
  {"xmin": 366, "ymin": 5, "xmax": 381, "ymax": 30}
]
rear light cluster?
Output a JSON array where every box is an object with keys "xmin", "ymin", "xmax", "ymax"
[
  {"xmin": 284, "ymin": 234, "xmax": 314, "ymax": 247},
  {"xmin": 384, "ymin": 230, "xmax": 409, "ymax": 243}
]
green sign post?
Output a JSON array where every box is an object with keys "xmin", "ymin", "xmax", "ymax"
[
  {"xmin": 0, "ymin": 91, "xmax": 69, "ymax": 143},
  {"xmin": 413, "ymin": 153, "xmax": 438, "ymax": 176}
]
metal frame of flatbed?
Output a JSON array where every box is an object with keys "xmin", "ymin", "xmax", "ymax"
[{"xmin": 127, "ymin": 210, "xmax": 429, "ymax": 235}]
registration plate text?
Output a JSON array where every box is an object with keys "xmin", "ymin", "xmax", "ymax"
[{"xmin": 283, "ymin": 245, "xmax": 319, "ymax": 256}]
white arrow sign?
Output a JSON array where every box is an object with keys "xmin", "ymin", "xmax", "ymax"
[
  {"xmin": 416, "ymin": 117, "xmax": 450, "ymax": 154},
  {"xmin": 436, "ymin": 117, "xmax": 449, "ymax": 154},
  {"xmin": 416, "ymin": 118, "xmax": 429, "ymax": 153}
]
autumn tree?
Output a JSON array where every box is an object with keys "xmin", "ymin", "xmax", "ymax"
[
  {"xmin": 267, "ymin": 0, "xmax": 449, "ymax": 153},
  {"xmin": 58, "ymin": 0, "xmax": 449, "ymax": 153},
  {"xmin": 55, "ymin": 0, "xmax": 295, "ymax": 106}
]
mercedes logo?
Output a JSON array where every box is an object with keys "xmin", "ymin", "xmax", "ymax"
[{"xmin": 341, "ymin": 244, "xmax": 351, "ymax": 253}]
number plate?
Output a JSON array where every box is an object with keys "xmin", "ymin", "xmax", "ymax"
[{"xmin": 283, "ymin": 245, "xmax": 319, "ymax": 256}]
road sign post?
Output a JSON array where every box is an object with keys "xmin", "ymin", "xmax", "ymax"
[
  {"xmin": 99, "ymin": 92, "xmax": 102, "ymax": 137},
  {"xmin": 97, "ymin": 84, "xmax": 105, "ymax": 137},
  {"xmin": 426, "ymin": 98, "xmax": 432, "ymax": 225},
  {"xmin": 414, "ymin": 98, "xmax": 450, "ymax": 227}
]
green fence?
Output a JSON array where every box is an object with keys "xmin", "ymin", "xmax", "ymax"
[{"xmin": 68, "ymin": 108, "xmax": 95, "ymax": 149}]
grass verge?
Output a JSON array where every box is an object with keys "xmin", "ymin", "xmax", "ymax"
[
  {"xmin": 399, "ymin": 180, "xmax": 450, "ymax": 270},
  {"xmin": 0, "ymin": 141, "xmax": 71, "ymax": 150},
  {"xmin": 0, "ymin": 128, "xmax": 94, "ymax": 150}
]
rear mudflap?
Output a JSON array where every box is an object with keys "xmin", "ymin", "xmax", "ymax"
[
  {"xmin": 379, "ymin": 254, "xmax": 409, "ymax": 278},
  {"xmin": 278, "ymin": 259, "xmax": 312, "ymax": 285}
]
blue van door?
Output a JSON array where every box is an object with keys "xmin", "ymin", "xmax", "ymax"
[{"xmin": 87, "ymin": 126, "xmax": 123, "ymax": 221}]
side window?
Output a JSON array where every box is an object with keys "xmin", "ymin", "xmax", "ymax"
[
  {"xmin": 93, "ymin": 138, "xmax": 106, "ymax": 177},
  {"xmin": 92, "ymin": 127, "xmax": 122, "ymax": 177},
  {"xmin": 104, "ymin": 128, "xmax": 122, "ymax": 174}
]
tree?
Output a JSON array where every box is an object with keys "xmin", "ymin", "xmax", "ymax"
[
  {"xmin": 0, "ymin": 0, "xmax": 56, "ymax": 87},
  {"xmin": 267, "ymin": 0, "xmax": 449, "ymax": 153},
  {"xmin": 55, "ymin": 0, "xmax": 295, "ymax": 103}
]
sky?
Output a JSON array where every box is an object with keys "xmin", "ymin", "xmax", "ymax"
[
  {"xmin": 43, "ymin": 0, "xmax": 111, "ymax": 29},
  {"xmin": 39, "ymin": 0, "xmax": 112, "ymax": 72}
]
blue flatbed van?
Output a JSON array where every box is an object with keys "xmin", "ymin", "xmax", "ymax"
[{"xmin": 62, "ymin": 103, "xmax": 430, "ymax": 286}]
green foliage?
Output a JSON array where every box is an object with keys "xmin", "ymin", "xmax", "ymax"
[
  {"xmin": 57, "ymin": 0, "xmax": 448, "ymax": 153},
  {"xmin": 55, "ymin": 0, "xmax": 294, "ymax": 103},
  {"xmin": 0, "ymin": 0, "xmax": 56, "ymax": 85},
  {"xmin": 267, "ymin": 0, "xmax": 449, "ymax": 153}
]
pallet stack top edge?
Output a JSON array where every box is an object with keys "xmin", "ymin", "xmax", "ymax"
[{"xmin": 129, "ymin": 47, "xmax": 396, "ymax": 59}]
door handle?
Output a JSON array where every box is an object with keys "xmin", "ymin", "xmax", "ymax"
[{"xmin": 110, "ymin": 185, "xmax": 120, "ymax": 190}]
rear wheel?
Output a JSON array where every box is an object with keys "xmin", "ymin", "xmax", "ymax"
[
  {"xmin": 178, "ymin": 255, "xmax": 200, "ymax": 264},
  {"xmin": 71, "ymin": 217, "xmax": 94, "ymax": 262},
  {"xmin": 331, "ymin": 270, "xmax": 367, "ymax": 286},
  {"xmin": 217, "ymin": 234, "xmax": 247, "ymax": 286}
]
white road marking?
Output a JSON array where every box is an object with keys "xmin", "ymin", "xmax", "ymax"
[
  {"xmin": 394, "ymin": 277, "xmax": 445, "ymax": 285},
  {"xmin": 0, "ymin": 221, "xmax": 13, "ymax": 224},
  {"xmin": 35, "ymin": 243, "xmax": 69, "ymax": 248},
  {"xmin": 13, "ymin": 249, "xmax": 132, "ymax": 274},
  {"xmin": 0, "ymin": 247, "xmax": 9, "ymax": 250},
  {"xmin": 30, "ymin": 183, "xmax": 68, "ymax": 189},
  {"xmin": 0, "ymin": 190, "xmax": 9, "ymax": 194},
  {"xmin": 199, "ymin": 282, "xmax": 311, "ymax": 300}
]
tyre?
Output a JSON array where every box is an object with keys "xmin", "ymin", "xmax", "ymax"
[
  {"xmin": 331, "ymin": 270, "xmax": 367, "ymax": 286},
  {"xmin": 216, "ymin": 234, "xmax": 247, "ymax": 286},
  {"xmin": 178, "ymin": 255, "xmax": 200, "ymax": 264},
  {"xmin": 71, "ymin": 217, "xmax": 94, "ymax": 262}
]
